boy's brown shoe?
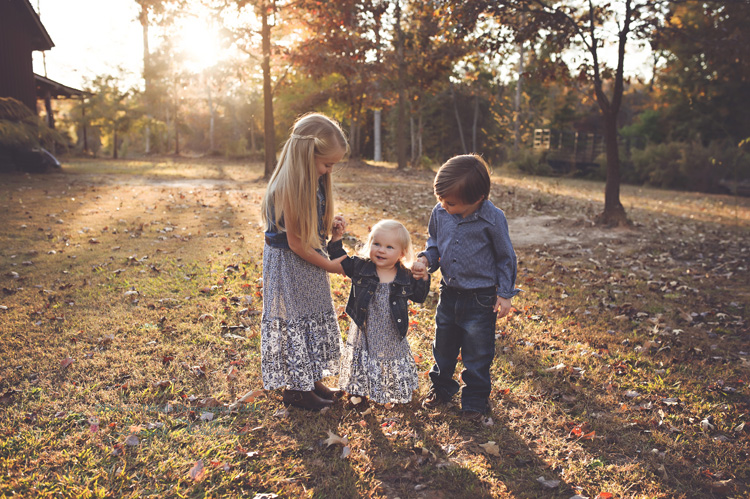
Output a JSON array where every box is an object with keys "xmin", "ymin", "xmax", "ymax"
[{"xmin": 421, "ymin": 388, "xmax": 450, "ymax": 410}]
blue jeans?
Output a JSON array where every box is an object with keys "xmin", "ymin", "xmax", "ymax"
[{"xmin": 429, "ymin": 285, "xmax": 498, "ymax": 413}]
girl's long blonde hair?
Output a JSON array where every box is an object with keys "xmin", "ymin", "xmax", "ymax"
[
  {"xmin": 359, "ymin": 219, "xmax": 415, "ymax": 266},
  {"xmin": 261, "ymin": 113, "xmax": 348, "ymax": 252}
]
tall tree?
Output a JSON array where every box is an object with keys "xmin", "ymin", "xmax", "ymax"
[
  {"xmin": 290, "ymin": 0, "xmax": 386, "ymax": 160},
  {"xmin": 456, "ymin": 0, "xmax": 670, "ymax": 226},
  {"xmin": 219, "ymin": 0, "xmax": 283, "ymax": 177}
]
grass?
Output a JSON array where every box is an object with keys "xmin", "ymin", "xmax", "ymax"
[{"xmin": 1, "ymin": 157, "xmax": 749, "ymax": 498}]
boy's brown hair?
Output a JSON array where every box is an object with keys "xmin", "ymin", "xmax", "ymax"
[{"xmin": 433, "ymin": 154, "xmax": 491, "ymax": 204}]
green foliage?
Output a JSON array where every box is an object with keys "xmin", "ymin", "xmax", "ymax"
[
  {"xmin": 511, "ymin": 148, "xmax": 552, "ymax": 176},
  {"xmin": 629, "ymin": 140, "xmax": 750, "ymax": 192},
  {"xmin": 0, "ymin": 97, "xmax": 63, "ymax": 150}
]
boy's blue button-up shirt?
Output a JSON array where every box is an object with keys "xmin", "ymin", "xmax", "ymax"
[{"xmin": 421, "ymin": 200, "xmax": 520, "ymax": 299}]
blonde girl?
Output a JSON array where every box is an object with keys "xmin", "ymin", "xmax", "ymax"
[
  {"xmin": 261, "ymin": 113, "xmax": 348, "ymax": 411},
  {"xmin": 327, "ymin": 220, "xmax": 430, "ymax": 405}
]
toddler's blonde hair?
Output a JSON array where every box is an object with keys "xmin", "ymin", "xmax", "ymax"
[
  {"xmin": 359, "ymin": 219, "xmax": 415, "ymax": 266},
  {"xmin": 261, "ymin": 113, "xmax": 349, "ymax": 252}
]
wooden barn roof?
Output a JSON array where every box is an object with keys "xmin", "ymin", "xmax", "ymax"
[
  {"xmin": 35, "ymin": 74, "xmax": 86, "ymax": 98},
  {"xmin": 11, "ymin": 0, "xmax": 55, "ymax": 51}
]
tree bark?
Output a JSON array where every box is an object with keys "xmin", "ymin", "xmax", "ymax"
[
  {"xmin": 514, "ymin": 40, "xmax": 524, "ymax": 155},
  {"xmin": 394, "ymin": 1, "xmax": 407, "ymax": 169},
  {"xmin": 451, "ymin": 83, "xmax": 467, "ymax": 154},
  {"xmin": 261, "ymin": 0, "xmax": 276, "ymax": 178},
  {"xmin": 373, "ymin": 109, "xmax": 382, "ymax": 161}
]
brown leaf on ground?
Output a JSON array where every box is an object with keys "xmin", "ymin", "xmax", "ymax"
[{"xmin": 189, "ymin": 459, "xmax": 206, "ymax": 482}]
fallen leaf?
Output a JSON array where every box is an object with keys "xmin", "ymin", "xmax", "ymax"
[
  {"xmin": 340, "ymin": 446, "xmax": 351, "ymax": 459},
  {"xmin": 324, "ymin": 430, "xmax": 349, "ymax": 447},
  {"xmin": 60, "ymin": 357, "xmax": 74, "ymax": 369},
  {"xmin": 350, "ymin": 396, "xmax": 362, "ymax": 405},
  {"xmin": 478, "ymin": 441, "xmax": 500, "ymax": 456},
  {"xmin": 200, "ymin": 411, "xmax": 215, "ymax": 421},
  {"xmin": 124, "ymin": 434, "xmax": 139, "ymax": 446},
  {"xmin": 189, "ymin": 460, "xmax": 206, "ymax": 482},
  {"xmin": 536, "ymin": 476, "xmax": 560, "ymax": 488}
]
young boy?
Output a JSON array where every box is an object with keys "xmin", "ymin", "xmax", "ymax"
[{"xmin": 412, "ymin": 154, "xmax": 520, "ymax": 421}]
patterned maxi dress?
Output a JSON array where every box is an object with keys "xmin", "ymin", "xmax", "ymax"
[
  {"xmin": 338, "ymin": 282, "xmax": 419, "ymax": 404},
  {"xmin": 260, "ymin": 184, "xmax": 341, "ymax": 391}
]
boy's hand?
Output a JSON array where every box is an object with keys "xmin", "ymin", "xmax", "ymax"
[
  {"xmin": 495, "ymin": 296, "xmax": 512, "ymax": 317},
  {"xmin": 411, "ymin": 260, "xmax": 428, "ymax": 281},
  {"xmin": 331, "ymin": 215, "xmax": 346, "ymax": 241}
]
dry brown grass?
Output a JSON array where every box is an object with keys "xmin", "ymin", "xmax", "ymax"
[{"xmin": 0, "ymin": 157, "xmax": 748, "ymax": 498}]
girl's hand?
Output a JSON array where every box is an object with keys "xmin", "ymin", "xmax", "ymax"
[
  {"xmin": 328, "ymin": 254, "xmax": 346, "ymax": 275},
  {"xmin": 495, "ymin": 296, "xmax": 512, "ymax": 317}
]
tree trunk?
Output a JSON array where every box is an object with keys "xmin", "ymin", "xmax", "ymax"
[
  {"xmin": 514, "ymin": 39, "xmax": 524, "ymax": 155},
  {"xmin": 472, "ymin": 93, "xmax": 479, "ymax": 153},
  {"xmin": 373, "ymin": 109, "xmax": 382, "ymax": 161},
  {"xmin": 207, "ymin": 79, "xmax": 215, "ymax": 152},
  {"xmin": 451, "ymin": 83, "xmax": 467, "ymax": 154},
  {"xmin": 394, "ymin": 1, "xmax": 407, "ymax": 169},
  {"xmin": 261, "ymin": 1, "xmax": 276, "ymax": 178},
  {"xmin": 140, "ymin": 5, "xmax": 151, "ymax": 154},
  {"xmin": 113, "ymin": 127, "xmax": 118, "ymax": 159},
  {"xmin": 81, "ymin": 97, "xmax": 89, "ymax": 154},
  {"xmin": 597, "ymin": 112, "xmax": 628, "ymax": 226}
]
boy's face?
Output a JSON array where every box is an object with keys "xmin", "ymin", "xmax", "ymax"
[{"xmin": 437, "ymin": 194, "xmax": 483, "ymax": 218}]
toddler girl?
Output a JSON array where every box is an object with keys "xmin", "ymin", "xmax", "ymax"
[{"xmin": 328, "ymin": 219, "xmax": 430, "ymax": 405}]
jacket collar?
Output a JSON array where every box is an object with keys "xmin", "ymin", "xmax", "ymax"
[{"xmin": 360, "ymin": 260, "xmax": 411, "ymax": 285}]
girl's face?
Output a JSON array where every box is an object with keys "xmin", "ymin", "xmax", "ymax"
[
  {"xmin": 369, "ymin": 229, "xmax": 404, "ymax": 270},
  {"xmin": 315, "ymin": 145, "xmax": 345, "ymax": 178}
]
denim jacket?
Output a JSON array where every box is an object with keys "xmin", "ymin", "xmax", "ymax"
[{"xmin": 328, "ymin": 239, "xmax": 430, "ymax": 338}]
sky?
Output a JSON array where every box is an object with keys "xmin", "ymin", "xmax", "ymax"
[{"xmin": 32, "ymin": 0, "xmax": 144, "ymax": 89}]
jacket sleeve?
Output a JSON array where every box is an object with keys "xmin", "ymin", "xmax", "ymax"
[
  {"xmin": 410, "ymin": 272, "xmax": 431, "ymax": 303},
  {"xmin": 327, "ymin": 239, "xmax": 347, "ymax": 259}
]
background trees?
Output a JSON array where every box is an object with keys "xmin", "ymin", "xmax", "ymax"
[{"xmin": 51, "ymin": 0, "xmax": 748, "ymax": 202}]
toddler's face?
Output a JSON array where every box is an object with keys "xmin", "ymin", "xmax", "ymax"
[{"xmin": 369, "ymin": 229, "xmax": 403, "ymax": 270}]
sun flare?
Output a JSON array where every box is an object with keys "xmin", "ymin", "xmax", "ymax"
[{"xmin": 178, "ymin": 16, "xmax": 223, "ymax": 72}]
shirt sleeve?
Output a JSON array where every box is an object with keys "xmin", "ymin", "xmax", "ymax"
[
  {"xmin": 420, "ymin": 204, "xmax": 441, "ymax": 273},
  {"xmin": 491, "ymin": 211, "xmax": 521, "ymax": 299}
]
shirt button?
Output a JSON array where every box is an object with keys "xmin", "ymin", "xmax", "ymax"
[
  {"xmin": 392, "ymin": 301, "xmax": 396, "ymax": 305},
  {"xmin": 453, "ymin": 259, "xmax": 457, "ymax": 262},
  {"xmin": 397, "ymin": 319, "xmax": 402, "ymax": 322}
]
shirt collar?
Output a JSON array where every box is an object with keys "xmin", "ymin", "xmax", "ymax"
[{"xmin": 447, "ymin": 199, "xmax": 495, "ymax": 225}]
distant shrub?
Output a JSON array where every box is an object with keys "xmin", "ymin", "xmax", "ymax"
[
  {"xmin": 512, "ymin": 149, "xmax": 553, "ymax": 176},
  {"xmin": 629, "ymin": 140, "xmax": 750, "ymax": 192}
]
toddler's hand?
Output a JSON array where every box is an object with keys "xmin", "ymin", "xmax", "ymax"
[
  {"xmin": 332, "ymin": 215, "xmax": 346, "ymax": 240},
  {"xmin": 411, "ymin": 261, "xmax": 428, "ymax": 281}
]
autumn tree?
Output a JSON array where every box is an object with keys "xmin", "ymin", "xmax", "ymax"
[
  {"xmin": 653, "ymin": 2, "xmax": 750, "ymax": 145},
  {"xmin": 85, "ymin": 75, "xmax": 136, "ymax": 159},
  {"xmin": 217, "ymin": 0, "xmax": 285, "ymax": 177},
  {"xmin": 289, "ymin": 0, "xmax": 386, "ymax": 160},
  {"xmin": 454, "ymin": 0, "xmax": 670, "ymax": 226}
]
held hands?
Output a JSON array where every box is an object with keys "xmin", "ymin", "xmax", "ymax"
[
  {"xmin": 495, "ymin": 296, "xmax": 512, "ymax": 317},
  {"xmin": 332, "ymin": 214, "xmax": 346, "ymax": 241},
  {"xmin": 411, "ymin": 256, "xmax": 429, "ymax": 281}
]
